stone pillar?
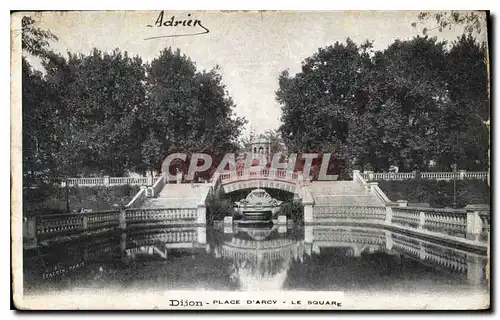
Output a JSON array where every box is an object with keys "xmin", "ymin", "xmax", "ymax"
[
  {"xmin": 82, "ymin": 214, "xmax": 88, "ymax": 231},
  {"xmin": 419, "ymin": 242, "xmax": 427, "ymax": 260},
  {"xmin": 304, "ymin": 226, "xmax": 313, "ymax": 243},
  {"xmin": 397, "ymin": 200, "xmax": 408, "ymax": 207},
  {"xmin": 147, "ymin": 174, "xmax": 153, "ymax": 186},
  {"xmin": 224, "ymin": 219, "xmax": 233, "ymax": 234},
  {"xmin": 197, "ymin": 204, "xmax": 206, "ymax": 225},
  {"xmin": 278, "ymin": 215, "xmax": 287, "ymax": 225},
  {"xmin": 303, "ymin": 203, "xmax": 314, "ymax": 224},
  {"xmin": 419, "ymin": 211, "xmax": 425, "ymax": 230},
  {"xmin": 385, "ymin": 207, "xmax": 393, "ymax": 224},
  {"xmin": 223, "ymin": 216, "xmax": 233, "ymax": 225},
  {"xmin": 366, "ymin": 171, "xmax": 374, "ymax": 181},
  {"xmin": 197, "ymin": 227, "xmax": 206, "ymax": 244},
  {"xmin": 467, "ymin": 211, "xmax": 483, "ymax": 241},
  {"xmin": 467, "ymin": 255, "xmax": 485, "ymax": 285},
  {"xmin": 119, "ymin": 232, "xmax": 127, "ymax": 254},
  {"xmin": 119, "ymin": 208, "xmax": 127, "ymax": 230},
  {"xmin": 459, "ymin": 170, "xmax": 466, "ymax": 180},
  {"xmin": 385, "ymin": 230, "xmax": 393, "ymax": 251},
  {"xmin": 23, "ymin": 216, "xmax": 37, "ymax": 246},
  {"xmin": 104, "ymin": 175, "xmax": 110, "ymax": 186}
]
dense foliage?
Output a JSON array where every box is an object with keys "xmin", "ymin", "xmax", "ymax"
[
  {"xmin": 277, "ymin": 200, "xmax": 304, "ymax": 224},
  {"xmin": 205, "ymin": 186, "xmax": 234, "ymax": 223},
  {"xmin": 276, "ymin": 35, "xmax": 489, "ymax": 173},
  {"xmin": 22, "ymin": 20, "xmax": 246, "ymax": 187}
]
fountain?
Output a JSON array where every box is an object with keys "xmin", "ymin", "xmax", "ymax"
[{"xmin": 234, "ymin": 188, "xmax": 283, "ymax": 224}]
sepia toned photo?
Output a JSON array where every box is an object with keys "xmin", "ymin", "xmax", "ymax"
[{"xmin": 11, "ymin": 10, "xmax": 491, "ymax": 310}]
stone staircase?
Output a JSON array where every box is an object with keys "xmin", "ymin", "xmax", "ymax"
[
  {"xmin": 305, "ymin": 180, "xmax": 386, "ymax": 208},
  {"xmin": 141, "ymin": 183, "xmax": 212, "ymax": 209}
]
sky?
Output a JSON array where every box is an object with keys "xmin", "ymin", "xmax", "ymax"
[{"xmin": 20, "ymin": 10, "xmax": 487, "ymax": 136}]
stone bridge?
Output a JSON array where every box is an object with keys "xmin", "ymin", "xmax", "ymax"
[{"xmin": 213, "ymin": 168, "xmax": 302, "ymax": 194}]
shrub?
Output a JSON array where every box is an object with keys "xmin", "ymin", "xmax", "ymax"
[
  {"xmin": 277, "ymin": 200, "xmax": 304, "ymax": 224},
  {"xmin": 206, "ymin": 186, "xmax": 235, "ymax": 223}
]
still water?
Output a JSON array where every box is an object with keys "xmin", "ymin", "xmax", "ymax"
[{"xmin": 24, "ymin": 224, "xmax": 489, "ymax": 296}]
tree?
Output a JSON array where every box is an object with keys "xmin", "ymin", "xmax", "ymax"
[
  {"xmin": 144, "ymin": 48, "xmax": 246, "ymax": 174},
  {"xmin": 412, "ymin": 11, "xmax": 484, "ymax": 36},
  {"xmin": 239, "ymin": 128, "xmax": 256, "ymax": 151},
  {"xmin": 21, "ymin": 16, "xmax": 58, "ymax": 59},
  {"xmin": 276, "ymin": 39, "xmax": 376, "ymax": 172},
  {"xmin": 370, "ymin": 36, "xmax": 450, "ymax": 171},
  {"xmin": 259, "ymin": 129, "xmax": 284, "ymax": 154},
  {"xmin": 21, "ymin": 15, "xmax": 59, "ymax": 186},
  {"xmin": 41, "ymin": 48, "xmax": 147, "ymax": 176},
  {"xmin": 275, "ymin": 34, "xmax": 489, "ymax": 173}
]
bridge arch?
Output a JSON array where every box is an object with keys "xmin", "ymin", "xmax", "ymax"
[{"xmin": 214, "ymin": 168, "xmax": 302, "ymax": 195}]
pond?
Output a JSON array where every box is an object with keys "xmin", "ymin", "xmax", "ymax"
[{"xmin": 23, "ymin": 223, "xmax": 489, "ymax": 298}]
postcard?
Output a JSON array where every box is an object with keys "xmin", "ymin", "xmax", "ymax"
[{"xmin": 11, "ymin": 10, "xmax": 491, "ymax": 310}]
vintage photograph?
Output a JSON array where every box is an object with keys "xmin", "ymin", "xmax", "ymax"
[{"xmin": 11, "ymin": 10, "xmax": 490, "ymax": 310}]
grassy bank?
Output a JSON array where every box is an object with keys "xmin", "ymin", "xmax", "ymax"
[
  {"xmin": 23, "ymin": 184, "xmax": 141, "ymax": 216},
  {"xmin": 377, "ymin": 179, "xmax": 490, "ymax": 208}
]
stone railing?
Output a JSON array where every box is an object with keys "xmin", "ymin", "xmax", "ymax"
[
  {"xmin": 313, "ymin": 227, "xmax": 386, "ymax": 245},
  {"xmin": 24, "ymin": 205, "xmax": 207, "ymax": 249},
  {"xmin": 62, "ymin": 175, "xmax": 159, "ymax": 187},
  {"xmin": 27, "ymin": 210, "xmax": 120, "ymax": 242},
  {"xmin": 151, "ymin": 175, "xmax": 166, "ymax": 197},
  {"xmin": 125, "ymin": 187, "xmax": 148, "ymax": 209},
  {"xmin": 310, "ymin": 203, "xmax": 489, "ymax": 247},
  {"xmin": 128, "ymin": 229, "xmax": 198, "ymax": 245},
  {"xmin": 218, "ymin": 168, "xmax": 301, "ymax": 184},
  {"xmin": 353, "ymin": 170, "xmax": 392, "ymax": 205},
  {"xmin": 125, "ymin": 208, "xmax": 198, "ymax": 226},
  {"xmin": 314, "ymin": 205, "xmax": 387, "ymax": 222},
  {"xmin": 360, "ymin": 171, "xmax": 488, "ymax": 181}
]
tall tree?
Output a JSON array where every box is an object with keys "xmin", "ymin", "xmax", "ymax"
[
  {"xmin": 276, "ymin": 34, "xmax": 489, "ymax": 173},
  {"xmin": 41, "ymin": 48, "xmax": 147, "ymax": 176},
  {"xmin": 21, "ymin": 15, "xmax": 59, "ymax": 186},
  {"xmin": 144, "ymin": 48, "xmax": 246, "ymax": 173}
]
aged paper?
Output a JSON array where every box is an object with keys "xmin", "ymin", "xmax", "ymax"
[{"xmin": 11, "ymin": 10, "xmax": 491, "ymax": 310}]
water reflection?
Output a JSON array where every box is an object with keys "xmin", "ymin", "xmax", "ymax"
[
  {"xmin": 23, "ymin": 224, "xmax": 488, "ymax": 294},
  {"xmin": 214, "ymin": 224, "xmax": 305, "ymax": 291}
]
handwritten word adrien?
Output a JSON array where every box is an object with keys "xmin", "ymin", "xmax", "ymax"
[{"xmin": 145, "ymin": 11, "xmax": 209, "ymax": 39}]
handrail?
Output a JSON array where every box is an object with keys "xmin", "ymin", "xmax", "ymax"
[
  {"xmin": 62, "ymin": 175, "xmax": 161, "ymax": 187},
  {"xmin": 125, "ymin": 187, "xmax": 147, "ymax": 209},
  {"xmin": 152, "ymin": 175, "xmax": 165, "ymax": 197},
  {"xmin": 217, "ymin": 168, "xmax": 300, "ymax": 184},
  {"xmin": 361, "ymin": 171, "xmax": 487, "ymax": 181}
]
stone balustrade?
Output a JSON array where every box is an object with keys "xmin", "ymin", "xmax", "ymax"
[
  {"xmin": 311, "ymin": 203, "xmax": 489, "ymax": 247},
  {"xmin": 62, "ymin": 175, "xmax": 159, "ymax": 187},
  {"xmin": 35, "ymin": 213, "xmax": 86, "ymax": 239},
  {"xmin": 24, "ymin": 206, "xmax": 203, "ymax": 248},
  {"xmin": 125, "ymin": 208, "xmax": 198, "ymax": 225},
  {"xmin": 128, "ymin": 229, "xmax": 198, "ymax": 245},
  {"xmin": 314, "ymin": 205, "xmax": 387, "ymax": 222},
  {"xmin": 313, "ymin": 227, "xmax": 386, "ymax": 245},
  {"xmin": 360, "ymin": 171, "xmax": 488, "ymax": 181},
  {"xmin": 218, "ymin": 168, "xmax": 300, "ymax": 184}
]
